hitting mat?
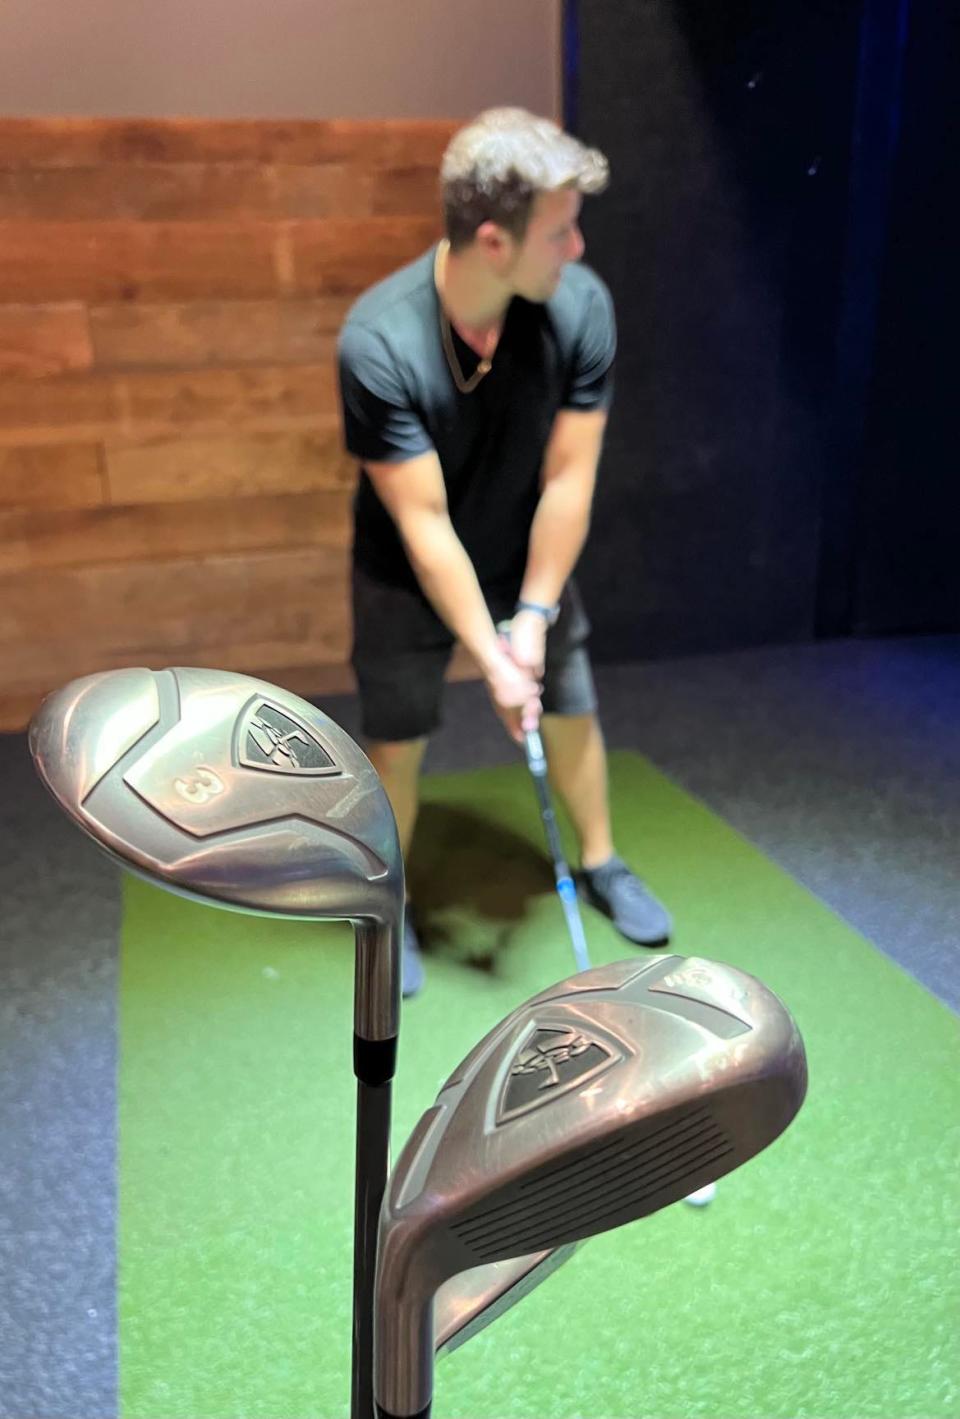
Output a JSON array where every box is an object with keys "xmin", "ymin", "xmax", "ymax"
[{"xmin": 119, "ymin": 751, "xmax": 958, "ymax": 1418}]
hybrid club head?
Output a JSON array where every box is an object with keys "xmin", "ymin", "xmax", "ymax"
[
  {"xmin": 28, "ymin": 665, "xmax": 403, "ymax": 1044},
  {"xmin": 375, "ymin": 954, "xmax": 807, "ymax": 1418}
]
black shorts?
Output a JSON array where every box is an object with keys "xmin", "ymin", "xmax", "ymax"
[{"xmin": 350, "ymin": 567, "xmax": 598, "ymax": 742}]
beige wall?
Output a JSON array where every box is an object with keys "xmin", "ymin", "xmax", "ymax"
[{"xmin": 0, "ymin": 0, "xmax": 561, "ymax": 119}]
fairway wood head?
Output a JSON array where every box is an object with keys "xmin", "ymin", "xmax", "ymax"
[
  {"xmin": 29, "ymin": 666, "xmax": 403, "ymax": 1042},
  {"xmin": 375, "ymin": 954, "xmax": 807, "ymax": 1417}
]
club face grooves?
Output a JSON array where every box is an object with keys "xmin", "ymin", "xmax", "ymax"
[{"xmin": 450, "ymin": 1104, "xmax": 734, "ymax": 1258}]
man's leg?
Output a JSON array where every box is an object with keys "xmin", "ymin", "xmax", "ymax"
[
  {"xmin": 535, "ymin": 584, "xmax": 672, "ymax": 947},
  {"xmin": 361, "ymin": 734, "xmax": 431, "ymax": 998},
  {"xmin": 540, "ymin": 709, "xmax": 671, "ymax": 946},
  {"xmin": 532, "ymin": 584, "xmax": 615, "ymax": 871},
  {"xmin": 351, "ymin": 568, "xmax": 454, "ymax": 996},
  {"xmin": 539, "ymin": 711, "xmax": 614, "ymax": 870}
]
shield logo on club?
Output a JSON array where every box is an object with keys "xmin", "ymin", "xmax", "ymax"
[
  {"xmin": 238, "ymin": 700, "xmax": 340, "ymax": 775},
  {"xmin": 497, "ymin": 1024, "xmax": 623, "ymax": 1123}
]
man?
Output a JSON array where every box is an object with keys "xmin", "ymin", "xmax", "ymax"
[{"xmin": 337, "ymin": 106, "xmax": 671, "ymax": 997}]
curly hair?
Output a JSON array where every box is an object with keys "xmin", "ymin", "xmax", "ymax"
[{"xmin": 440, "ymin": 107, "xmax": 610, "ymax": 251}]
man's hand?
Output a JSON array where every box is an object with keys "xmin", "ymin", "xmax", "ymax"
[
  {"xmin": 507, "ymin": 608, "xmax": 548, "ymax": 680},
  {"xmin": 483, "ymin": 642, "xmax": 541, "ymax": 742}
]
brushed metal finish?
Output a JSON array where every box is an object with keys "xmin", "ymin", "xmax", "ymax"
[
  {"xmin": 376, "ymin": 954, "xmax": 807, "ymax": 1416},
  {"xmin": 29, "ymin": 666, "xmax": 403, "ymax": 1042},
  {"xmin": 433, "ymin": 1244, "xmax": 578, "ymax": 1355}
]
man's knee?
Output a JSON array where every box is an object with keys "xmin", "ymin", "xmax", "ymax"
[
  {"xmin": 365, "ymin": 736, "xmax": 429, "ymax": 780},
  {"xmin": 541, "ymin": 710, "xmax": 601, "ymax": 744}
]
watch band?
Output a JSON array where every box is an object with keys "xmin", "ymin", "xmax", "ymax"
[{"xmin": 515, "ymin": 598, "xmax": 560, "ymax": 627}]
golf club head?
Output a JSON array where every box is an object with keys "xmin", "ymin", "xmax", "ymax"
[
  {"xmin": 375, "ymin": 954, "xmax": 807, "ymax": 1418},
  {"xmin": 28, "ymin": 666, "xmax": 403, "ymax": 1043}
]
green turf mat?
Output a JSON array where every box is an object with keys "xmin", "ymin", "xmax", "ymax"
[{"xmin": 119, "ymin": 751, "xmax": 959, "ymax": 1419}]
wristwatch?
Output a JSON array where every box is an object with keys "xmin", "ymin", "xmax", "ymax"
[{"xmin": 515, "ymin": 598, "xmax": 561, "ymax": 627}]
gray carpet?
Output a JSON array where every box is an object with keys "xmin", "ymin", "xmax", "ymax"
[
  {"xmin": 1, "ymin": 633, "xmax": 958, "ymax": 1418},
  {"xmin": 1, "ymin": 737, "xmax": 119, "ymax": 1419}
]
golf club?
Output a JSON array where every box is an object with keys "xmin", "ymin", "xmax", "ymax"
[
  {"xmin": 501, "ymin": 619, "xmax": 715, "ymax": 1222},
  {"xmin": 522, "ymin": 725, "xmax": 591, "ymax": 971},
  {"xmin": 495, "ymin": 619, "xmax": 591, "ymax": 973},
  {"xmin": 375, "ymin": 953, "xmax": 807, "ymax": 1419},
  {"xmin": 29, "ymin": 665, "xmax": 403, "ymax": 1419}
]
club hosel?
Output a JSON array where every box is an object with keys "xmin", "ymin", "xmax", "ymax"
[
  {"xmin": 374, "ymin": 1221, "xmax": 444, "ymax": 1419},
  {"xmin": 373, "ymin": 1289, "xmax": 435, "ymax": 1419},
  {"xmin": 353, "ymin": 916, "xmax": 402, "ymax": 1054}
]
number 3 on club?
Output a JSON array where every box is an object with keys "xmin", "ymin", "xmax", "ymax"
[{"xmin": 173, "ymin": 767, "xmax": 224, "ymax": 804}]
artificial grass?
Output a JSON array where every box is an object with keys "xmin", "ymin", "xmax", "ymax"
[{"xmin": 119, "ymin": 752, "xmax": 959, "ymax": 1418}]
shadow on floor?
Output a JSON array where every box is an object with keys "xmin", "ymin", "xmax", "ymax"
[{"xmin": 406, "ymin": 799, "xmax": 553, "ymax": 969}]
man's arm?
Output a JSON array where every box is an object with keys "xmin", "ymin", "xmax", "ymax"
[
  {"xmin": 519, "ymin": 407, "xmax": 608, "ymax": 609},
  {"xmin": 364, "ymin": 451, "xmax": 541, "ymax": 735},
  {"xmin": 507, "ymin": 408, "xmax": 608, "ymax": 676}
]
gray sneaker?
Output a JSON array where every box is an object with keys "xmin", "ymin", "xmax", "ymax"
[
  {"xmin": 579, "ymin": 855, "xmax": 672, "ymax": 946},
  {"xmin": 402, "ymin": 904, "xmax": 425, "ymax": 999}
]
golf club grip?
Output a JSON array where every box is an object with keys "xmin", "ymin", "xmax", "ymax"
[
  {"xmin": 375, "ymin": 1406, "xmax": 430, "ymax": 1419},
  {"xmin": 353, "ymin": 1079, "xmax": 392, "ymax": 1419}
]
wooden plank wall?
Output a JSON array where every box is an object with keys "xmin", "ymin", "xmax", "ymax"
[{"xmin": 0, "ymin": 118, "xmax": 459, "ymax": 731}]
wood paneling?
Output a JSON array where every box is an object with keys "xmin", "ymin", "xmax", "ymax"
[
  {"xmin": 0, "ymin": 444, "xmax": 104, "ymax": 508},
  {"xmin": 0, "ymin": 218, "xmax": 437, "ymax": 302},
  {"xmin": 272, "ymin": 165, "xmax": 440, "ymax": 219},
  {"xmin": 286, "ymin": 217, "xmax": 441, "ymax": 293},
  {"xmin": 0, "ymin": 165, "xmax": 441, "ymax": 222},
  {"xmin": 0, "ymin": 118, "xmax": 457, "ymax": 167},
  {"xmin": 0, "ymin": 372, "xmax": 120, "ymax": 445},
  {"xmin": 0, "ymin": 304, "xmax": 93, "ymax": 377},
  {"xmin": 119, "ymin": 364, "xmax": 338, "ymax": 436},
  {"xmin": 0, "ymin": 662, "xmax": 360, "ymax": 733},
  {"xmin": 0, "ymin": 117, "xmax": 467, "ymax": 730},
  {"xmin": 0, "ymin": 630, "xmax": 355, "ymax": 721},
  {"xmin": 0, "ymin": 490, "xmax": 352, "ymax": 574},
  {"xmin": 0, "ymin": 691, "xmax": 46, "ymax": 733},
  {"xmin": 104, "ymin": 430, "xmax": 352, "ymax": 504},
  {"xmin": 0, "ymin": 629, "xmax": 476, "ymax": 733},
  {"xmin": 0, "ymin": 366, "xmax": 337, "ymax": 445},
  {"xmin": 0, "ymin": 221, "xmax": 279, "ymax": 302},
  {"xmin": 0, "ymin": 548, "xmax": 349, "ymax": 652},
  {"xmin": 89, "ymin": 299, "xmax": 347, "ymax": 369},
  {"xmin": 0, "ymin": 165, "xmax": 277, "ymax": 221}
]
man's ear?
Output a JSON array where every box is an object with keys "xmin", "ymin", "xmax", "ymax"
[{"xmin": 475, "ymin": 220, "xmax": 514, "ymax": 264}]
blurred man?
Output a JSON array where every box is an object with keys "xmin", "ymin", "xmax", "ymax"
[{"xmin": 337, "ymin": 107, "xmax": 671, "ymax": 996}]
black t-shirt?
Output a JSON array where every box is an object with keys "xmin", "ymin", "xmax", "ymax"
[{"xmin": 337, "ymin": 242, "xmax": 616, "ymax": 597}]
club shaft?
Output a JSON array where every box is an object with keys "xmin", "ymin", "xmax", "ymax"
[
  {"xmin": 353, "ymin": 1078, "xmax": 392, "ymax": 1419},
  {"xmin": 523, "ymin": 730, "xmax": 591, "ymax": 972},
  {"xmin": 558, "ymin": 883, "xmax": 592, "ymax": 972}
]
